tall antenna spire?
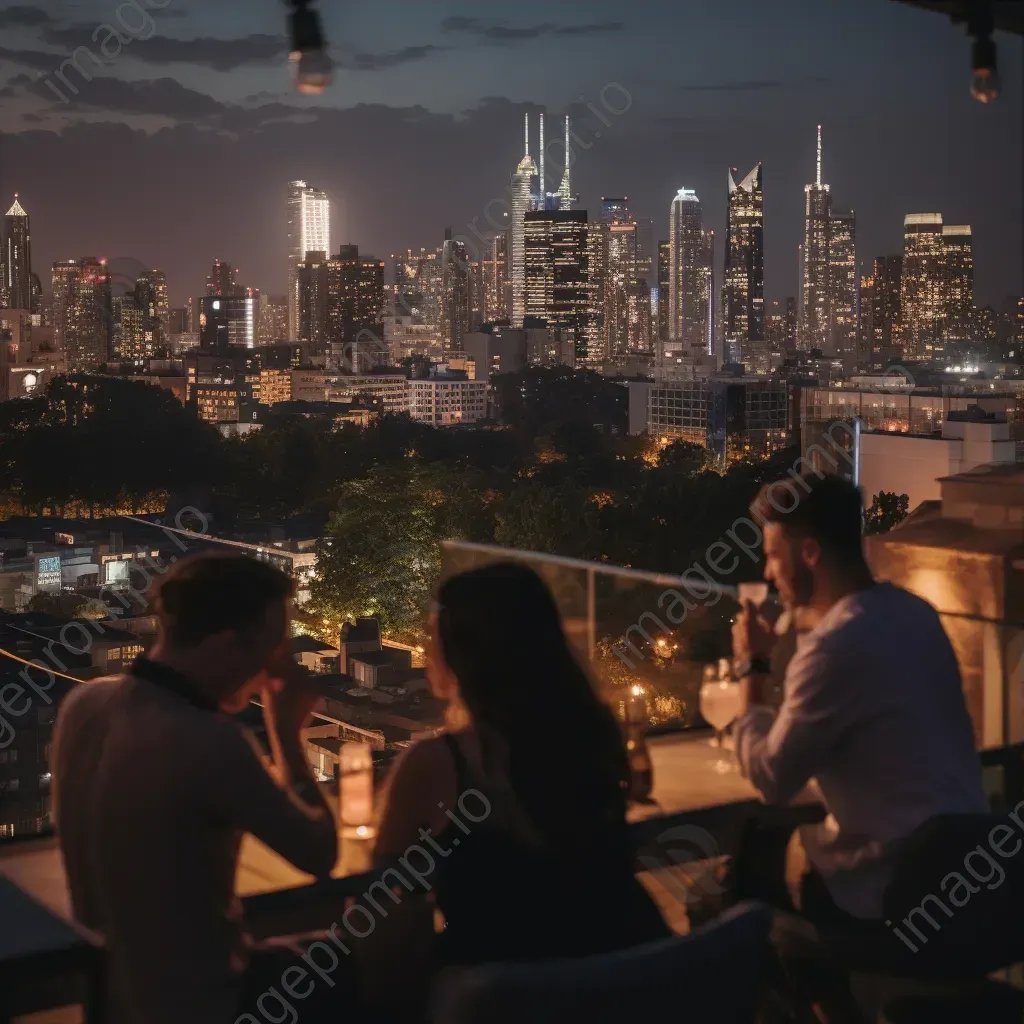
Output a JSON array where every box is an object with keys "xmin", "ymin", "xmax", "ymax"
[
  {"xmin": 815, "ymin": 123, "xmax": 822, "ymax": 187},
  {"xmin": 557, "ymin": 115, "xmax": 572, "ymax": 211},
  {"xmin": 539, "ymin": 113, "xmax": 545, "ymax": 195},
  {"xmin": 523, "ymin": 112, "xmax": 529, "ymax": 157}
]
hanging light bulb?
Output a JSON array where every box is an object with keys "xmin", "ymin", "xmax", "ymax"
[
  {"xmin": 970, "ymin": 35, "xmax": 1000, "ymax": 104},
  {"xmin": 287, "ymin": 0, "xmax": 332, "ymax": 96},
  {"xmin": 967, "ymin": 1, "xmax": 999, "ymax": 105}
]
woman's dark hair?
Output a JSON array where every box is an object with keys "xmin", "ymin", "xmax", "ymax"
[{"xmin": 436, "ymin": 562, "xmax": 629, "ymax": 853}]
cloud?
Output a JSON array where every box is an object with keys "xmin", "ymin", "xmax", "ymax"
[
  {"xmin": 0, "ymin": 4, "xmax": 52, "ymax": 28},
  {"xmin": 0, "ymin": 45, "xmax": 62, "ymax": 71},
  {"xmin": 33, "ymin": 26, "xmax": 442, "ymax": 74},
  {"xmin": 441, "ymin": 16, "xmax": 624, "ymax": 44},
  {"xmin": 39, "ymin": 75, "xmax": 227, "ymax": 120},
  {"xmin": 0, "ymin": 69, "xmax": 309, "ymax": 132},
  {"xmin": 341, "ymin": 44, "xmax": 448, "ymax": 71},
  {"xmin": 678, "ymin": 77, "xmax": 830, "ymax": 92},
  {"xmin": 39, "ymin": 27, "xmax": 288, "ymax": 70}
]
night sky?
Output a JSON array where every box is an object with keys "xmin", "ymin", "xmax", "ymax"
[{"xmin": 0, "ymin": 0, "xmax": 1020, "ymax": 308}]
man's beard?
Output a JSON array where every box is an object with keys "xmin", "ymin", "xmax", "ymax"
[{"xmin": 790, "ymin": 560, "xmax": 815, "ymax": 609}]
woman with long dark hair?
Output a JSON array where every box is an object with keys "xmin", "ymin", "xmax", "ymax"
[{"xmin": 374, "ymin": 562, "xmax": 668, "ymax": 967}]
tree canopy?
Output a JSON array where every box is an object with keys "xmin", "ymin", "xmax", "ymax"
[{"xmin": 865, "ymin": 491, "xmax": 911, "ymax": 535}]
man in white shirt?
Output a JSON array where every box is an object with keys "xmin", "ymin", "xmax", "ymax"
[{"xmin": 732, "ymin": 473, "xmax": 987, "ymax": 924}]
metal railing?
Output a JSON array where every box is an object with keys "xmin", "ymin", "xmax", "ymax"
[{"xmin": 441, "ymin": 540, "xmax": 747, "ymax": 730}]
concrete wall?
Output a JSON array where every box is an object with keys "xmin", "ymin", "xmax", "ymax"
[
  {"xmin": 859, "ymin": 434, "xmax": 960, "ymax": 508},
  {"xmin": 859, "ymin": 422, "xmax": 1015, "ymax": 511}
]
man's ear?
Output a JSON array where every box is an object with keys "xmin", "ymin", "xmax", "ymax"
[{"xmin": 800, "ymin": 535, "xmax": 823, "ymax": 570}]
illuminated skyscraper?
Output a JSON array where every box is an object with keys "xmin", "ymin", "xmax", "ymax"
[
  {"xmin": 723, "ymin": 164, "xmax": 764, "ymax": 366},
  {"xmin": 626, "ymin": 280, "xmax": 652, "ymax": 353},
  {"xmin": 199, "ymin": 295, "xmax": 256, "ymax": 352},
  {"xmin": 942, "ymin": 224, "xmax": 973, "ymax": 343},
  {"xmin": 258, "ymin": 295, "xmax": 289, "ymax": 345},
  {"xmin": 657, "ymin": 240, "xmax": 670, "ymax": 342},
  {"xmin": 207, "ymin": 259, "xmax": 240, "ymax": 297},
  {"xmin": 799, "ymin": 126, "xmax": 831, "ymax": 351},
  {"xmin": 469, "ymin": 260, "xmax": 484, "ymax": 332},
  {"xmin": 440, "ymin": 229, "xmax": 471, "ymax": 356},
  {"xmin": 668, "ymin": 187, "xmax": 714, "ymax": 356},
  {"xmin": 510, "ymin": 114, "xmax": 539, "ymax": 326},
  {"xmin": 287, "ymin": 180, "xmax": 330, "ymax": 341},
  {"xmin": 602, "ymin": 206, "xmax": 639, "ymax": 358},
  {"xmin": 482, "ymin": 232, "xmax": 509, "ymax": 321},
  {"xmin": 524, "ymin": 209, "xmax": 591, "ymax": 363},
  {"xmin": 901, "ymin": 214, "xmax": 945, "ymax": 359},
  {"xmin": 56, "ymin": 257, "xmax": 112, "ymax": 370},
  {"xmin": 113, "ymin": 294, "xmax": 150, "ymax": 364},
  {"xmin": 135, "ymin": 269, "xmax": 169, "ymax": 351},
  {"xmin": 828, "ymin": 209, "xmax": 857, "ymax": 358},
  {"xmin": 326, "ymin": 244, "xmax": 385, "ymax": 358},
  {"xmin": 586, "ymin": 221, "xmax": 607, "ymax": 365},
  {"xmin": 1, "ymin": 195, "xmax": 32, "ymax": 312},
  {"xmin": 862, "ymin": 255, "xmax": 902, "ymax": 367},
  {"xmin": 51, "ymin": 259, "xmax": 77, "ymax": 352},
  {"xmin": 557, "ymin": 115, "xmax": 574, "ymax": 211},
  {"xmin": 600, "ymin": 197, "xmax": 630, "ymax": 224},
  {"xmin": 296, "ymin": 250, "xmax": 329, "ymax": 354}
]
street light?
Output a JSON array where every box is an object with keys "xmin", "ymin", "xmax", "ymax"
[{"xmin": 287, "ymin": 0, "xmax": 332, "ymax": 96}]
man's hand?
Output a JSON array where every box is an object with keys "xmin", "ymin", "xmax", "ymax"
[
  {"xmin": 261, "ymin": 656, "xmax": 320, "ymax": 737},
  {"xmin": 258, "ymin": 651, "xmax": 323, "ymax": 793},
  {"xmin": 732, "ymin": 599, "xmax": 777, "ymax": 664}
]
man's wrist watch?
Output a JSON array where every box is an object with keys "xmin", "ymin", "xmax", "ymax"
[{"xmin": 734, "ymin": 655, "xmax": 771, "ymax": 678}]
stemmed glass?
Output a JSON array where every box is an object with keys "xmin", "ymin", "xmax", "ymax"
[{"xmin": 699, "ymin": 663, "xmax": 742, "ymax": 774}]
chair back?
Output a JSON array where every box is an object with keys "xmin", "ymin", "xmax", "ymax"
[
  {"xmin": 431, "ymin": 900, "xmax": 772, "ymax": 1024},
  {"xmin": 882, "ymin": 813, "xmax": 1024, "ymax": 975}
]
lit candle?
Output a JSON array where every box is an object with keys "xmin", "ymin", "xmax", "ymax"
[
  {"xmin": 627, "ymin": 684, "xmax": 647, "ymax": 725},
  {"xmin": 339, "ymin": 741, "xmax": 373, "ymax": 830}
]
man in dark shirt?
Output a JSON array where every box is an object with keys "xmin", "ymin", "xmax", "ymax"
[{"xmin": 53, "ymin": 553, "xmax": 338, "ymax": 1024}]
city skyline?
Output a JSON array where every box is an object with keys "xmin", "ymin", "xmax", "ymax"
[{"xmin": 0, "ymin": 1, "xmax": 1018, "ymax": 308}]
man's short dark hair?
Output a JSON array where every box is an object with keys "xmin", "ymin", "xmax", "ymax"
[
  {"xmin": 154, "ymin": 552, "xmax": 294, "ymax": 647},
  {"xmin": 752, "ymin": 472, "xmax": 864, "ymax": 564}
]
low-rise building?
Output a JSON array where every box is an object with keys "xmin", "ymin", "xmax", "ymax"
[
  {"xmin": 859, "ymin": 411, "xmax": 1015, "ymax": 510},
  {"xmin": 290, "ymin": 369, "xmax": 409, "ymax": 413},
  {"xmin": 647, "ymin": 376, "xmax": 789, "ymax": 464},
  {"xmin": 408, "ymin": 370, "xmax": 487, "ymax": 425},
  {"xmin": 193, "ymin": 382, "xmax": 258, "ymax": 425}
]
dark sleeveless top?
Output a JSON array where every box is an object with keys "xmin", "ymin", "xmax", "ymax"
[{"xmin": 432, "ymin": 734, "xmax": 670, "ymax": 966}]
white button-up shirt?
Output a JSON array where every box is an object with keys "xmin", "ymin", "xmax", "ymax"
[{"xmin": 735, "ymin": 583, "xmax": 988, "ymax": 919}]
